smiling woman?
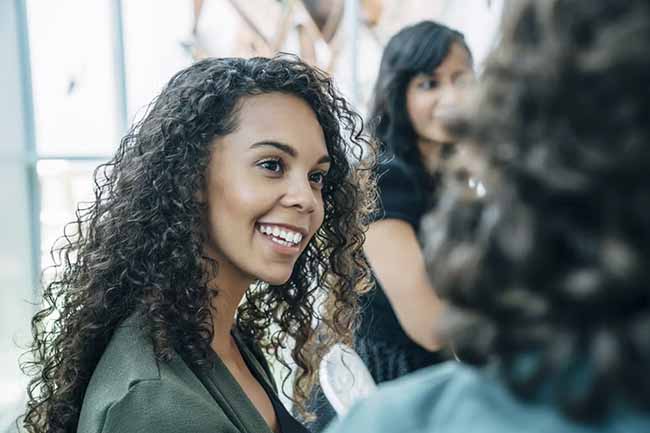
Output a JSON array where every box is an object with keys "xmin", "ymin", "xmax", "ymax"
[
  {"xmin": 202, "ymin": 93, "xmax": 331, "ymax": 288},
  {"xmin": 21, "ymin": 56, "xmax": 377, "ymax": 433}
]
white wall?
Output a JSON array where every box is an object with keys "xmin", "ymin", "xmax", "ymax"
[{"xmin": 0, "ymin": 0, "xmax": 36, "ymax": 431}]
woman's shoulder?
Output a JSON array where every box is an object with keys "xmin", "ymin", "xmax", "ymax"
[
  {"xmin": 323, "ymin": 362, "xmax": 462, "ymax": 433},
  {"xmin": 80, "ymin": 314, "xmax": 162, "ymax": 409},
  {"xmin": 326, "ymin": 362, "xmax": 650, "ymax": 433},
  {"xmin": 79, "ymin": 376, "xmax": 228, "ymax": 433},
  {"xmin": 372, "ymin": 157, "xmax": 427, "ymax": 227},
  {"xmin": 376, "ymin": 157, "xmax": 421, "ymax": 189},
  {"xmin": 77, "ymin": 314, "xmax": 223, "ymax": 433}
]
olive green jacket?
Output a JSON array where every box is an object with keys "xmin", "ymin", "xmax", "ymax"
[{"xmin": 77, "ymin": 314, "xmax": 278, "ymax": 433}]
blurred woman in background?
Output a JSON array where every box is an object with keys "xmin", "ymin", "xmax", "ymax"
[{"xmin": 305, "ymin": 20, "xmax": 475, "ymax": 431}]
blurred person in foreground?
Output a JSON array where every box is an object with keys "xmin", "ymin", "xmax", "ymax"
[
  {"xmin": 324, "ymin": 0, "xmax": 650, "ymax": 431},
  {"xmin": 304, "ymin": 20, "xmax": 476, "ymax": 431}
]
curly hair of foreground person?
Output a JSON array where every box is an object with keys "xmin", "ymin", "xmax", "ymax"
[
  {"xmin": 422, "ymin": 0, "xmax": 650, "ymax": 423},
  {"xmin": 21, "ymin": 55, "xmax": 377, "ymax": 433}
]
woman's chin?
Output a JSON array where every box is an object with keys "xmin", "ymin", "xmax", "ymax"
[
  {"xmin": 426, "ymin": 130, "xmax": 455, "ymax": 145},
  {"xmin": 262, "ymin": 272, "xmax": 293, "ymax": 287}
]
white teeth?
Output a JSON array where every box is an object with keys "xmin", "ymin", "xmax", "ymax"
[
  {"xmin": 259, "ymin": 224, "xmax": 303, "ymax": 246},
  {"xmin": 271, "ymin": 237, "xmax": 290, "ymax": 247}
]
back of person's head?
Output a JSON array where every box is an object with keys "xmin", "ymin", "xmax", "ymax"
[
  {"xmin": 369, "ymin": 21, "xmax": 472, "ymax": 167},
  {"xmin": 422, "ymin": 0, "xmax": 650, "ymax": 423}
]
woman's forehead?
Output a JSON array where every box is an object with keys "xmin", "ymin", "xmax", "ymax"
[{"xmin": 216, "ymin": 93, "xmax": 329, "ymax": 160}]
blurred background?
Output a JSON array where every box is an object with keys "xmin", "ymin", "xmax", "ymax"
[{"xmin": 0, "ymin": 0, "xmax": 503, "ymax": 430}]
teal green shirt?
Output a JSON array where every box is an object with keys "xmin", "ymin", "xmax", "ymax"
[
  {"xmin": 77, "ymin": 314, "xmax": 278, "ymax": 433},
  {"xmin": 324, "ymin": 362, "xmax": 650, "ymax": 433}
]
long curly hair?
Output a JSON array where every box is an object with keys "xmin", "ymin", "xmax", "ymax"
[
  {"xmin": 422, "ymin": 0, "xmax": 650, "ymax": 422},
  {"xmin": 369, "ymin": 20, "xmax": 472, "ymax": 195},
  {"xmin": 22, "ymin": 55, "xmax": 377, "ymax": 433}
]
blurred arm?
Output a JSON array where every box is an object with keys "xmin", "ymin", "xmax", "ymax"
[{"xmin": 363, "ymin": 218, "xmax": 444, "ymax": 351}]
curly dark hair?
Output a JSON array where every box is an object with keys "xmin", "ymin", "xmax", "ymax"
[
  {"xmin": 21, "ymin": 55, "xmax": 377, "ymax": 433},
  {"xmin": 422, "ymin": 0, "xmax": 650, "ymax": 423},
  {"xmin": 369, "ymin": 20, "xmax": 472, "ymax": 192}
]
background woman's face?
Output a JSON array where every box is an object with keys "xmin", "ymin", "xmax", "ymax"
[
  {"xmin": 405, "ymin": 42, "xmax": 474, "ymax": 144},
  {"xmin": 202, "ymin": 92, "xmax": 329, "ymax": 288}
]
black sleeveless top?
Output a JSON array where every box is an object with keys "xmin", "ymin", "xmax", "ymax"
[
  {"xmin": 302, "ymin": 158, "xmax": 448, "ymax": 432},
  {"xmin": 357, "ymin": 158, "xmax": 436, "ymax": 346}
]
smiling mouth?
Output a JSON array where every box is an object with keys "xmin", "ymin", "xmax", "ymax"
[
  {"xmin": 256, "ymin": 224, "xmax": 304, "ymax": 248},
  {"xmin": 433, "ymin": 111, "xmax": 457, "ymax": 122}
]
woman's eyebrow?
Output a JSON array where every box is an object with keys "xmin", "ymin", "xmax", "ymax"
[
  {"xmin": 250, "ymin": 140, "xmax": 297, "ymax": 157},
  {"xmin": 452, "ymin": 69, "xmax": 472, "ymax": 80},
  {"xmin": 251, "ymin": 140, "xmax": 331, "ymax": 164}
]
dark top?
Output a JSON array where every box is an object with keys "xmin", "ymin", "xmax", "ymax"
[
  {"xmin": 301, "ymin": 158, "xmax": 447, "ymax": 432},
  {"xmin": 371, "ymin": 158, "xmax": 428, "ymax": 228},
  {"xmin": 235, "ymin": 335, "xmax": 310, "ymax": 433},
  {"xmin": 271, "ymin": 388, "xmax": 310, "ymax": 433},
  {"xmin": 357, "ymin": 157, "xmax": 434, "ymax": 347},
  {"xmin": 324, "ymin": 362, "xmax": 650, "ymax": 433},
  {"xmin": 77, "ymin": 313, "xmax": 308, "ymax": 433}
]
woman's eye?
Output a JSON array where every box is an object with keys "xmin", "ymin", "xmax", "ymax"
[
  {"xmin": 258, "ymin": 159, "xmax": 283, "ymax": 174},
  {"xmin": 456, "ymin": 74, "xmax": 475, "ymax": 88},
  {"xmin": 309, "ymin": 172, "xmax": 327, "ymax": 187},
  {"xmin": 418, "ymin": 79, "xmax": 438, "ymax": 90}
]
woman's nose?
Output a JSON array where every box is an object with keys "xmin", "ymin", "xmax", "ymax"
[
  {"xmin": 439, "ymin": 83, "xmax": 462, "ymax": 107},
  {"xmin": 282, "ymin": 177, "xmax": 317, "ymax": 213}
]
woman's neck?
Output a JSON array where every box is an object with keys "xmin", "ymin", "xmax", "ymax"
[
  {"xmin": 208, "ymin": 271, "xmax": 253, "ymax": 356},
  {"xmin": 417, "ymin": 138, "xmax": 447, "ymax": 173}
]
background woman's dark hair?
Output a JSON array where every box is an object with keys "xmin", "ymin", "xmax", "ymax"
[
  {"xmin": 21, "ymin": 55, "xmax": 377, "ymax": 433},
  {"xmin": 422, "ymin": 0, "xmax": 650, "ymax": 423},
  {"xmin": 369, "ymin": 20, "xmax": 472, "ymax": 193}
]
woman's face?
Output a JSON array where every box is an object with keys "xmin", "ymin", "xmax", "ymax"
[
  {"xmin": 201, "ymin": 92, "xmax": 329, "ymax": 288},
  {"xmin": 405, "ymin": 42, "xmax": 474, "ymax": 144}
]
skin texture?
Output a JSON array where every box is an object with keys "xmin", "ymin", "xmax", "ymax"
[
  {"xmin": 199, "ymin": 93, "xmax": 330, "ymax": 432},
  {"xmin": 364, "ymin": 43, "xmax": 474, "ymax": 351}
]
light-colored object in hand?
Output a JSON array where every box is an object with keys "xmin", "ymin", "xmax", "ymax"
[{"xmin": 319, "ymin": 343, "xmax": 378, "ymax": 416}]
